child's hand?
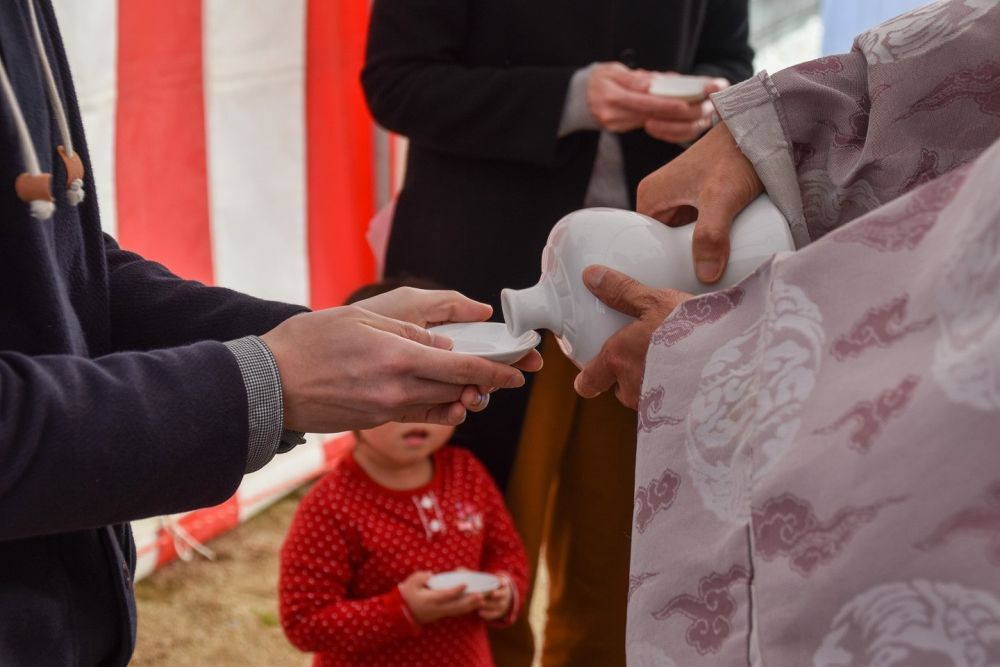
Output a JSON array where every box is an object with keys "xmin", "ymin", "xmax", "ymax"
[
  {"xmin": 399, "ymin": 571, "xmax": 484, "ymax": 624},
  {"xmin": 478, "ymin": 577, "xmax": 513, "ymax": 621}
]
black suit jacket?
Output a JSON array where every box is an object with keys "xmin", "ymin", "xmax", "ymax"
[
  {"xmin": 364, "ymin": 0, "xmax": 753, "ymax": 307},
  {"xmin": 362, "ymin": 0, "xmax": 753, "ymax": 486}
]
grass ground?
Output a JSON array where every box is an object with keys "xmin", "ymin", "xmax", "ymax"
[{"xmin": 131, "ymin": 488, "xmax": 310, "ymax": 666}]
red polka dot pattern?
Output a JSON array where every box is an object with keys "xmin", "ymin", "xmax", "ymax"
[{"xmin": 279, "ymin": 447, "xmax": 528, "ymax": 666}]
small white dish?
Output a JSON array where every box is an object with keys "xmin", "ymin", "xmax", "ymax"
[
  {"xmin": 429, "ymin": 322, "xmax": 540, "ymax": 365},
  {"xmin": 427, "ymin": 570, "xmax": 500, "ymax": 594},
  {"xmin": 649, "ymin": 74, "xmax": 712, "ymax": 101}
]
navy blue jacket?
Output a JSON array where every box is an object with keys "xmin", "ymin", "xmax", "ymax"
[{"xmin": 0, "ymin": 3, "xmax": 304, "ymax": 664}]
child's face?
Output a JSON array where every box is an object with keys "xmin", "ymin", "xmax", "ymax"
[{"xmin": 356, "ymin": 421, "xmax": 455, "ymax": 466}]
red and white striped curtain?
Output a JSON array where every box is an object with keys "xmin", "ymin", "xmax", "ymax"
[
  {"xmin": 51, "ymin": 0, "xmax": 404, "ymax": 578},
  {"xmin": 54, "ymin": 0, "xmax": 400, "ymax": 309}
]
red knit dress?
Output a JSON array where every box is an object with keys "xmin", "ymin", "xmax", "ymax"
[{"xmin": 279, "ymin": 446, "xmax": 529, "ymax": 666}]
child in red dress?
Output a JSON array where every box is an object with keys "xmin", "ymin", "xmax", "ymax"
[{"xmin": 279, "ymin": 282, "xmax": 529, "ymax": 667}]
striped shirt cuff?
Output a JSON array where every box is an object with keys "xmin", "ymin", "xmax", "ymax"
[{"xmin": 225, "ymin": 336, "xmax": 290, "ymax": 473}]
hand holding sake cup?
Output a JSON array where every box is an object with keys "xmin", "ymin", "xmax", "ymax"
[
  {"xmin": 643, "ymin": 72, "xmax": 729, "ymax": 143},
  {"xmin": 425, "ymin": 320, "xmax": 542, "ymax": 411},
  {"xmin": 586, "ymin": 64, "xmax": 726, "ymax": 143},
  {"xmin": 263, "ymin": 287, "xmax": 543, "ymax": 432}
]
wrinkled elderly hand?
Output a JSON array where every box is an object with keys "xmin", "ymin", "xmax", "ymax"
[
  {"xmin": 574, "ymin": 266, "xmax": 690, "ymax": 410},
  {"xmin": 262, "ymin": 288, "xmax": 542, "ymax": 432},
  {"xmin": 643, "ymin": 74, "xmax": 729, "ymax": 144},
  {"xmin": 637, "ymin": 122, "xmax": 763, "ymax": 284}
]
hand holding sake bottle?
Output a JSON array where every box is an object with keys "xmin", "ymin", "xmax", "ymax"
[{"xmin": 505, "ymin": 123, "xmax": 778, "ymax": 409}]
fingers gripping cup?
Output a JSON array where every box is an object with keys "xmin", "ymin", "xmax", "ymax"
[{"xmin": 501, "ymin": 195, "xmax": 794, "ymax": 367}]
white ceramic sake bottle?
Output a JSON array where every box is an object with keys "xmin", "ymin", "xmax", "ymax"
[{"xmin": 501, "ymin": 195, "xmax": 794, "ymax": 367}]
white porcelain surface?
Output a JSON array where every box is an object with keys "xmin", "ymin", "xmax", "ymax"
[
  {"xmin": 429, "ymin": 322, "xmax": 540, "ymax": 365},
  {"xmin": 501, "ymin": 195, "xmax": 794, "ymax": 368},
  {"xmin": 648, "ymin": 74, "xmax": 712, "ymax": 101},
  {"xmin": 427, "ymin": 571, "xmax": 500, "ymax": 594}
]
